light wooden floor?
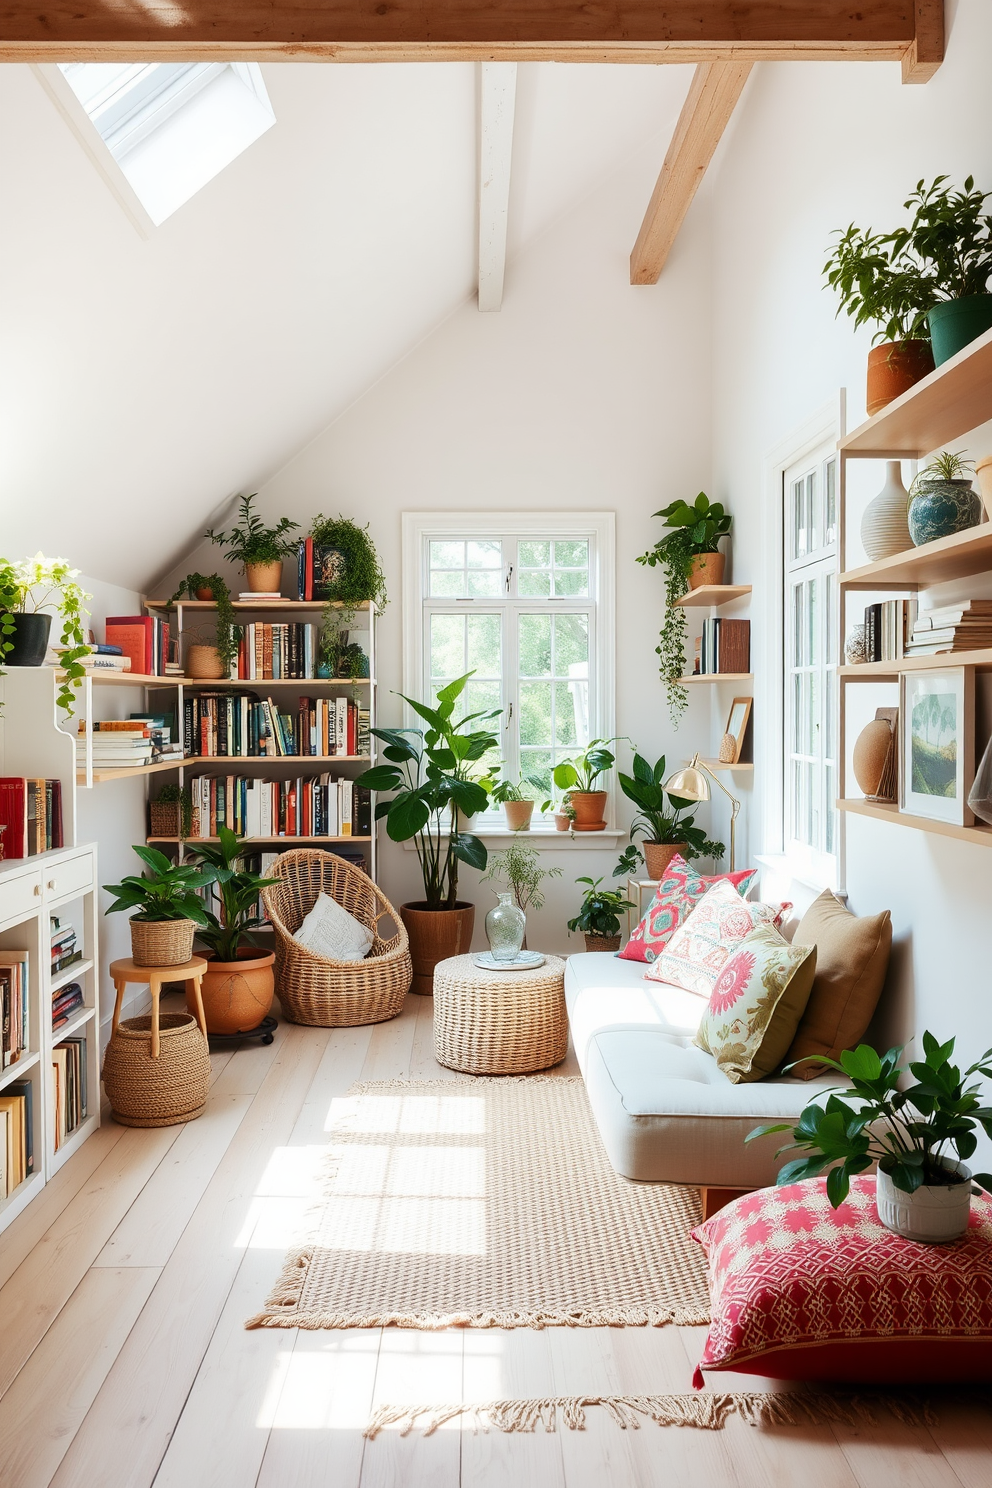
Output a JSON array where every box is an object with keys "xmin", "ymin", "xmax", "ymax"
[{"xmin": 2, "ymin": 993, "xmax": 992, "ymax": 1488}]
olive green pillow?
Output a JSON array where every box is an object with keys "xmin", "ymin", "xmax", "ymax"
[
  {"xmin": 784, "ymin": 889, "xmax": 892, "ymax": 1079},
  {"xmin": 694, "ymin": 923, "xmax": 817, "ymax": 1084}
]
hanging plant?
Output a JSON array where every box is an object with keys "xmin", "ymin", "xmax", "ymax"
[
  {"xmin": 169, "ymin": 573, "xmax": 240, "ymax": 674},
  {"xmin": 0, "ymin": 555, "xmax": 91, "ymax": 714},
  {"xmin": 309, "ymin": 515, "xmax": 387, "ymax": 677}
]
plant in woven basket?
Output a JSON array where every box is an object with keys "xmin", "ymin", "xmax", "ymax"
[
  {"xmin": 154, "ymin": 783, "xmax": 193, "ymax": 838},
  {"xmin": 567, "ymin": 876, "xmax": 635, "ymax": 941},
  {"xmin": 103, "ymin": 846, "xmax": 217, "ymax": 925},
  {"xmin": 205, "ymin": 493, "xmax": 300, "ymax": 565},
  {"xmin": 618, "ymin": 751, "xmax": 724, "ymax": 862},
  {"xmin": 169, "ymin": 573, "xmax": 239, "ymax": 675},
  {"xmin": 187, "ymin": 826, "xmax": 280, "ymax": 962}
]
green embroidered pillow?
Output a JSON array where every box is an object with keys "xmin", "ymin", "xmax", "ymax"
[{"xmin": 694, "ymin": 923, "xmax": 817, "ymax": 1084}]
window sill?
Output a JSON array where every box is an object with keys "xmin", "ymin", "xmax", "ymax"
[{"xmin": 401, "ymin": 829, "xmax": 625, "ymax": 852}]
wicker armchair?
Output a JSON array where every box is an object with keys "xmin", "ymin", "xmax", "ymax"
[{"xmin": 261, "ymin": 850, "xmax": 411, "ymax": 1026}]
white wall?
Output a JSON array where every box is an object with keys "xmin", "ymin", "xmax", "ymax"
[{"xmin": 708, "ymin": 0, "xmax": 992, "ymax": 1085}]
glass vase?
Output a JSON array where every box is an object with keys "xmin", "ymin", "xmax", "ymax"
[
  {"xmin": 485, "ymin": 893, "xmax": 526, "ymax": 963},
  {"xmin": 968, "ymin": 731, "xmax": 992, "ymax": 826}
]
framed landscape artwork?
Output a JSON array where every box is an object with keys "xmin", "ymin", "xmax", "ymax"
[{"xmin": 900, "ymin": 668, "xmax": 974, "ymax": 826}]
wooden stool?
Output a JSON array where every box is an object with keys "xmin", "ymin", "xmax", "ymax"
[{"xmin": 110, "ymin": 957, "xmax": 208, "ymax": 1058}]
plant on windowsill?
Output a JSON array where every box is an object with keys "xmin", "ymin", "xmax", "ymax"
[
  {"xmin": 355, "ymin": 670, "xmax": 501, "ymax": 993},
  {"xmin": 746, "ymin": 1034, "xmax": 992, "ymax": 1244},
  {"xmin": 307, "ymin": 514, "xmax": 388, "ymax": 680},
  {"xmin": 0, "ymin": 555, "xmax": 91, "ymax": 714},
  {"xmin": 618, "ymin": 751, "xmax": 724, "ymax": 879},
  {"xmin": 187, "ymin": 825, "xmax": 279, "ymax": 1034},
  {"xmin": 484, "ymin": 767, "xmax": 547, "ymax": 832},
  {"xmin": 637, "ymin": 495, "xmax": 732, "ymax": 727},
  {"xmin": 567, "ymin": 876, "xmax": 635, "ymax": 954},
  {"xmin": 550, "ymin": 738, "xmax": 626, "ymax": 832},
  {"xmin": 103, "ymin": 845, "xmax": 217, "ymax": 968},
  {"xmin": 482, "ymin": 841, "xmax": 562, "ymax": 949},
  {"xmin": 169, "ymin": 575, "xmax": 239, "ymax": 679},
  {"xmin": 206, "ymin": 492, "xmax": 300, "ymax": 594}
]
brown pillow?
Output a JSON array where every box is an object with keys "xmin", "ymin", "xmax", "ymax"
[{"xmin": 783, "ymin": 889, "xmax": 892, "ymax": 1079}]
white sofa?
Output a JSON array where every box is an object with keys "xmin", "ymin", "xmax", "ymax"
[{"xmin": 565, "ymin": 952, "xmax": 840, "ymax": 1190}]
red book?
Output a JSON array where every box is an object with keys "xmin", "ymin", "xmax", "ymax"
[
  {"xmin": 0, "ymin": 779, "xmax": 27, "ymax": 860},
  {"xmin": 347, "ymin": 701, "xmax": 357, "ymax": 756},
  {"xmin": 106, "ymin": 617, "xmax": 154, "ymax": 677},
  {"xmin": 304, "ymin": 539, "xmax": 314, "ymax": 603}
]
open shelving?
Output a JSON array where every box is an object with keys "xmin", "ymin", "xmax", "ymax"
[
  {"xmin": 677, "ymin": 672, "xmax": 752, "ymax": 684},
  {"xmin": 673, "ymin": 583, "xmax": 751, "ymax": 609}
]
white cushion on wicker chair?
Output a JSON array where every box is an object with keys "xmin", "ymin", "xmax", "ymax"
[{"xmin": 293, "ymin": 892, "xmax": 374, "ymax": 962}]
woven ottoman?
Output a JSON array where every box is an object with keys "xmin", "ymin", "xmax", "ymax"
[{"xmin": 432, "ymin": 954, "xmax": 568, "ymax": 1075}]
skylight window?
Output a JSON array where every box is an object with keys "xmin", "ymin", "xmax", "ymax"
[{"xmin": 58, "ymin": 62, "xmax": 275, "ymax": 226}]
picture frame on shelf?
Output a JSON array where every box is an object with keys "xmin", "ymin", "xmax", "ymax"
[
  {"xmin": 900, "ymin": 668, "xmax": 974, "ymax": 826},
  {"xmin": 718, "ymin": 696, "xmax": 752, "ymax": 764}
]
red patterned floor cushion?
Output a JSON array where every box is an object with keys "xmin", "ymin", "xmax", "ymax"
[
  {"xmin": 691, "ymin": 1175, "xmax": 992, "ymax": 1385},
  {"xmin": 618, "ymin": 856, "xmax": 756, "ymax": 963}
]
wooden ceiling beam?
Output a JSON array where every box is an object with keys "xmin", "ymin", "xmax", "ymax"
[
  {"xmin": 630, "ymin": 61, "xmax": 751, "ymax": 285},
  {"xmin": 478, "ymin": 61, "xmax": 517, "ymax": 312},
  {"xmin": 901, "ymin": 0, "xmax": 944, "ymax": 81},
  {"xmin": 0, "ymin": 42, "xmax": 914, "ymax": 62}
]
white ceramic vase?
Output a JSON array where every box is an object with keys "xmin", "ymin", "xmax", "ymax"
[
  {"xmin": 861, "ymin": 460, "xmax": 911, "ymax": 562},
  {"xmin": 876, "ymin": 1160, "xmax": 973, "ymax": 1244}
]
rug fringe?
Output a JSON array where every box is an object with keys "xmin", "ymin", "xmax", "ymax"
[
  {"xmin": 246, "ymin": 1291, "xmax": 709, "ymax": 1331},
  {"xmin": 363, "ymin": 1390, "xmax": 939, "ymax": 1439}
]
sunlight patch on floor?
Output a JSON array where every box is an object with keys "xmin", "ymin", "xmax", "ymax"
[{"xmin": 327, "ymin": 1092, "xmax": 487, "ymax": 1136}]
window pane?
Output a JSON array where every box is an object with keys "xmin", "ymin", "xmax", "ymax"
[
  {"xmin": 430, "ymin": 541, "xmax": 463, "ymax": 570},
  {"xmin": 519, "ymin": 614, "xmax": 552, "ymax": 677},
  {"xmin": 554, "ymin": 539, "xmax": 588, "ymax": 569},
  {"xmin": 466, "ymin": 614, "xmax": 501, "ymax": 675},
  {"xmin": 807, "ymin": 472, "xmax": 820, "ymax": 552},
  {"xmin": 518, "ymin": 569, "xmax": 551, "ymax": 598},
  {"xmin": 520, "ymin": 680, "xmax": 552, "ymax": 746},
  {"xmin": 806, "ymin": 577, "xmax": 818, "ymax": 666},
  {"xmin": 554, "ymin": 568, "xmax": 588, "ymax": 597},
  {"xmin": 519, "ymin": 541, "xmax": 550, "ymax": 568},
  {"xmin": 429, "ymin": 570, "xmax": 466, "ymax": 598},
  {"xmin": 825, "ymin": 459, "xmax": 837, "ymax": 546},
  {"xmin": 555, "ymin": 613, "xmax": 589, "ymax": 674},
  {"xmin": 467, "ymin": 541, "xmax": 501, "ymax": 569},
  {"xmin": 430, "ymin": 615, "xmax": 465, "ymax": 680},
  {"xmin": 519, "ymin": 748, "xmax": 552, "ymax": 796},
  {"xmin": 554, "ymin": 679, "xmax": 580, "ymax": 745},
  {"xmin": 466, "ymin": 569, "xmax": 501, "ymax": 597}
]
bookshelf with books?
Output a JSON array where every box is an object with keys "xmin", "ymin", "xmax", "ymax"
[{"xmin": 675, "ymin": 584, "xmax": 754, "ymax": 774}]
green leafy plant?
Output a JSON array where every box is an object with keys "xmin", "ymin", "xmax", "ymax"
[
  {"xmin": 103, "ymin": 845, "xmax": 217, "ymax": 925},
  {"xmin": 187, "ymin": 825, "xmax": 280, "ymax": 961},
  {"xmin": 914, "ymin": 450, "xmax": 975, "ymax": 485},
  {"xmin": 823, "ymin": 223, "xmax": 935, "ymax": 343},
  {"xmin": 157, "ymin": 783, "xmax": 193, "ymax": 838},
  {"xmin": 746, "ymin": 1034, "xmax": 992, "ymax": 1208},
  {"xmin": 206, "ymin": 493, "xmax": 300, "ymax": 566},
  {"xmin": 482, "ymin": 841, "xmax": 562, "ymax": 913},
  {"xmin": 567, "ymin": 876, "xmax": 636, "ymax": 940},
  {"xmin": 551, "ymin": 738, "xmax": 624, "ymax": 795},
  {"xmin": 309, "ymin": 515, "xmax": 388, "ymax": 680},
  {"xmin": 0, "ymin": 555, "xmax": 91, "ymax": 714},
  {"xmin": 638, "ymin": 496, "xmax": 732, "ymax": 726},
  {"xmin": 619, "ymin": 752, "xmax": 724, "ymax": 861},
  {"xmin": 169, "ymin": 573, "xmax": 239, "ymax": 674},
  {"xmin": 355, "ymin": 671, "xmax": 501, "ymax": 909}
]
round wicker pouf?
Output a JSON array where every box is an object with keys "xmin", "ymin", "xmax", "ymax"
[
  {"xmin": 102, "ymin": 1013, "xmax": 210, "ymax": 1128},
  {"xmin": 432, "ymin": 954, "xmax": 568, "ymax": 1075}
]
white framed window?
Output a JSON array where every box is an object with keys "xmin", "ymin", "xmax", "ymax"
[
  {"xmin": 784, "ymin": 448, "xmax": 839, "ymax": 887},
  {"xmin": 402, "ymin": 513, "xmax": 616, "ymax": 831}
]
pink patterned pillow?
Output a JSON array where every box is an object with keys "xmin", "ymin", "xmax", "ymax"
[
  {"xmin": 618, "ymin": 856, "xmax": 757, "ymax": 963},
  {"xmin": 691, "ymin": 1176, "xmax": 992, "ymax": 1385},
  {"xmin": 645, "ymin": 878, "xmax": 791, "ymax": 996}
]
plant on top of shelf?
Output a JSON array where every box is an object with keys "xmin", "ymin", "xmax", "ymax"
[
  {"xmin": 638, "ymin": 495, "xmax": 732, "ymax": 727},
  {"xmin": 907, "ymin": 450, "xmax": 983, "ymax": 547},
  {"xmin": 186, "ymin": 826, "xmax": 279, "ymax": 1034},
  {"xmin": 567, "ymin": 875, "xmax": 636, "ymax": 953},
  {"xmin": 308, "ymin": 515, "xmax": 388, "ymax": 680},
  {"xmin": 169, "ymin": 573, "xmax": 239, "ymax": 676},
  {"xmin": 206, "ymin": 492, "xmax": 300, "ymax": 593},
  {"xmin": 747, "ymin": 1033, "xmax": 992, "ymax": 1242},
  {"xmin": 103, "ymin": 845, "xmax": 217, "ymax": 966},
  {"xmin": 0, "ymin": 555, "xmax": 91, "ymax": 714},
  {"xmin": 618, "ymin": 751, "xmax": 724, "ymax": 879}
]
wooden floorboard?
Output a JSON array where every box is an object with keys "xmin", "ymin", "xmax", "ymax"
[{"xmin": 0, "ymin": 997, "xmax": 987, "ymax": 1487}]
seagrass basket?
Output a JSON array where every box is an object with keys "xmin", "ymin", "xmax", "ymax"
[
  {"xmin": 149, "ymin": 800, "xmax": 182, "ymax": 837},
  {"xmin": 261, "ymin": 850, "xmax": 412, "ymax": 1026},
  {"xmin": 130, "ymin": 917, "xmax": 196, "ymax": 967},
  {"xmin": 102, "ymin": 1013, "xmax": 210, "ymax": 1127}
]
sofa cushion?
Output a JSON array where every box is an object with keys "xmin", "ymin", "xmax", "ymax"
[
  {"xmin": 784, "ymin": 889, "xmax": 892, "ymax": 1078},
  {"xmin": 618, "ymin": 855, "xmax": 757, "ymax": 963},
  {"xmin": 565, "ymin": 952, "xmax": 706, "ymax": 1074},
  {"xmin": 647, "ymin": 880, "xmax": 790, "ymax": 997},
  {"xmin": 694, "ymin": 925, "xmax": 817, "ymax": 1083}
]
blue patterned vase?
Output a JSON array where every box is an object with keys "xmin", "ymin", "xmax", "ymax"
[{"xmin": 907, "ymin": 479, "xmax": 983, "ymax": 547}]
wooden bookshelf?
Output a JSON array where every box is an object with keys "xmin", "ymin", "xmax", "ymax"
[
  {"xmin": 145, "ymin": 599, "xmax": 372, "ymax": 612},
  {"xmin": 182, "ymin": 755, "xmax": 371, "ymax": 766},
  {"xmin": 677, "ymin": 672, "xmax": 752, "ymax": 684},
  {"xmin": 839, "ymin": 799, "xmax": 992, "ymax": 848},
  {"xmin": 840, "ymin": 524, "xmax": 992, "ymax": 591},
  {"xmin": 699, "ymin": 759, "xmax": 754, "ymax": 772},
  {"xmin": 840, "ymin": 648, "xmax": 992, "ymax": 681},
  {"xmin": 59, "ymin": 671, "xmax": 181, "ymax": 686},
  {"xmin": 76, "ymin": 758, "xmax": 183, "ymax": 785},
  {"xmin": 673, "ymin": 584, "xmax": 751, "ymax": 609},
  {"xmin": 147, "ymin": 835, "xmax": 374, "ymax": 844}
]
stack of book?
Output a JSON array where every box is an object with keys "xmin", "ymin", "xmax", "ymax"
[
  {"xmin": 51, "ymin": 1037, "xmax": 86, "ymax": 1151},
  {"xmin": 0, "ymin": 1082, "xmax": 33, "ymax": 1194},
  {"xmin": 52, "ymin": 981, "xmax": 84, "ymax": 1033},
  {"xmin": 183, "ymin": 693, "xmax": 368, "ymax": 758},
  {"xmin": 0, "ymin": 954, "xmax": 29, "ymax": 1069},
  {"xmin": 51, "ymin": 916, "xmax": 82, "ymax": 976},
  {"xmin": 47, "ymin": 643, "xmax": 131, "ymax": 674},
  {"xmin": 904, "ymin": 600, "xmax": 992, "ymax": 656},
  {"xmin": 76, "ymin": 721, "xmax": 156, "ymax": 771},
  {"xmin": 105, "ymin": 615, "xmax": 170, "ymax": 677},
  {"xmin": 237, "ymin": 591, "xmax": 288, "ymax": 603},
  {"xmin": 695, "ymin": 618, "xmax": 750, "ymax": 675},
  {"xmin": 186, "ymin": 774, "xmax": 372, "ymax": 839},
  {"xmin": 861, "ymin": 599, "xmax": 915, "ymax": 662},
  {"xmin": 0, "ymin": 778, "xmax": 64, "ymax": 858}
]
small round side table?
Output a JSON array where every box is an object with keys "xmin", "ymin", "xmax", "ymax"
[
  {"xmin": 432, "ymin": 954, "xmax": 568, "ymax": 1075},
  {"xmin": 110, "ymin": 956, "xmax": 208, "ymax": 1058}
]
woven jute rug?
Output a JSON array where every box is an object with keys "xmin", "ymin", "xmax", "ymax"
[{"xmin": 247, "ymin": 1075, "xmax": 710, "ymax": 1331}]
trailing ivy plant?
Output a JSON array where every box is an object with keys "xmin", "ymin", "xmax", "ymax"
[
  {"xmin": 205, "ymin": 493, "xmax": 300, "ymax": 566},
  {"xmin": 169, "ymin": 573, "xmax": 239, "ymax": 675},
  {"xmin": 0, "ymin": 555, "xmax": 91, "ymax": 714}
]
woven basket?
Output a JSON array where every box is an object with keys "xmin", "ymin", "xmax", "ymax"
[
  {"xmin": 102, "ymin": 1013, "xmax": 210, "ymax": 1127},
  {"xmin": 261, "ymin": 849, "xmax": 412, "ymax": 1026},
  {"xmin": 149, "ymin": 800, "xmax": 182, "ymax": 837},
  {"xmin": 130, "ymin": 917, "xmax": 196, "ymax": 967},
  {"xmin": 186, "ymin": 644, "xmax": 225, "ymax": 680},
  {"xmin": 432, "ymin": 953, "xmax": 568, "ymax": 1075}
]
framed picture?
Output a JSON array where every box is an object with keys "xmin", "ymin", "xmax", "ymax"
[
  {"xmin": 719, "ymin": 696, "xmax": 752, "ymax": 764},
  {"xmin": 900, "ymin": 668, "xmax": 974, "ymax": 825}
]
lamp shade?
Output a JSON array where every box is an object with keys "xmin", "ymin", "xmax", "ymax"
[{"xmin": 665, "ymin": 756, "xmax": 709, "ymax": 803}]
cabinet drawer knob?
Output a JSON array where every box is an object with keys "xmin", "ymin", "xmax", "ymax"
[
  {"xmin": 47, "ymin": 880, "xmax": 56, "ymax": 891},
  {"xmin": 33, "ymin": 884, "xmax": 42, "ymax": 896}
]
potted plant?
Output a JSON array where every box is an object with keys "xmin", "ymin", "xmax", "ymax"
[
  {"xmin": 567, "ymin": 876, "xmax": 635, "ymax": 954},
  {"xmin": 150, "ymin": 782, "xmax": 193, "ymax": 839},
  {"xmin": 103, "ymin": 846, "xmax": 217, "ymax": 967},
  {"xmin": 618, "ymin": 751, "xmax": 725, "ymax": 879},
  {"xmin": 481, "ymin": 841, "xmax": 562, "ymax": 950},
  {"xmin": 746, "ymin": 1034, "xmax": 992, "ymax": 1244},
  {"xmin": 892, "ymin": 176, "xmax": 992, "ymax": 365},
  {"xmin": 307, "ymin": 514, "xmax": 388, "ymax": 678},
  {"xmin": 0, "ymin": 555, "xmax": 91, "ymax": 714},
  {"xmin": 551, "ymin": 738, "xmax": 623, "ymax": 831},
  {"xmin": 907, "ymin": 451, "xmax": 983, "ymax": 547},
  {"xmin": 553, "ymin": 796, "xmax": 577, "ymax": 832},
  {"xmin": 486, "ymin": 770, "xmax": 543, "ymax": 831},
  {"xmin": 169, "ymin": 573, "xmax": 239, "ymax": 678},
  {"xmin": 355, "ymin": 670, "xmax": 500, "ymax": 993},
  {"xmin": 206, "ymin": 493, "xmax": 300, "ymax": 593},
  {"xmin": 187, "ymin": 826, "xmax": 279, "ymax": 1033},
  {"xmin": 638, "ymin": 496, "xmax": 732, "ymax": 725}
]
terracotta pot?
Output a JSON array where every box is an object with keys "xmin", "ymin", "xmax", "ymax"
[
  {"xmin": 245, "ymin": 560, "xmax": 283, "ymax": 594},
  {"xmin": 400, "ymin": 902, "xmax": 476, "ymax": 995},
  {"xmin": 583, "ymin": 933, "xmax": 621, "ymax": 953},
  {"xmin": 554, "ymin": 813, "xmax": 572, "ymax": 832},
  {"xmin": 191, "ymin": 948, "xmax": 275, "ymax": 1034},
  {"xmin": 186, "ymin": 644, "xmax": 226, "ymax": 680},
  {"xmin": 195, "ymin": 587, "xmax": 215, "ymax": 602},
  {"xmin": 503, "ymin": 799, "xmax": 534, "ymax": 831},
  {"xmin": 570, "ymin": 791, "xmax": 608, "ymax": 831},
  {"xmin": 688, "ymin": 552, "xmax": 725, "ymax": 589},
  {"xmin": 643, "ymin": 842, "xmax": 687, "ymax": 881},
  {"xmin": 865, "ymin": 340, "xmax": 934, "ymax": 416}
]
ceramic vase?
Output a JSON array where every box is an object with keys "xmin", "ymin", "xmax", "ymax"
[
  {"xmin": 485, "ymin": 893, "xmax": 526, "ymax": 962},
  {"xmin": 845, "ymin": 625, "xmax": 868, "ymax": 666},
  {"xmin": 876, "ymin": 1161, "xmax": 972, "ymax": 1244},
  {"xmin": 861, "ymin": 461, "xmax": 911, "ymax": 561},
  {"xmin": 908, "ymin": 478, "xmax": 983, "ymax": 547}
]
